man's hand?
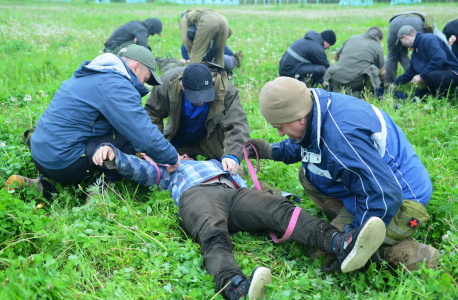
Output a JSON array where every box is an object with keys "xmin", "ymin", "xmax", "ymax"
[
  {"xmin": 166, "ymin": 154, "xmax": 183, "ymax": 173},
  {"xmin": 222, "ymin": 158, "xmax": 239, "ymax": 175},
  {"xmin": 92, "ymin": 146, "xmax": 115, "ymax": 166},
  {"xmin": 449, "ymin": 35, "xmax": 456, "ymax": 47},
  {"xmin": 179, "ymin": 59, "xmax": 190, "ymax": 64},
  {"xmin": 246, "ymin": 139, "xmax": 273, "ymax": 160},
  {"xmin": 388, "ymin": 83, "xmax": 398, "ymax": 90},
  {"xmin": 410, "ymin": 75, "xmax": 423, "ymax": 84},
  {"xmin": 321, "ymin": 81, "xmax": 329, "ymax": 89}
]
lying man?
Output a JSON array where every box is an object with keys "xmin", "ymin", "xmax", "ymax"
[{"xmin": 91, "ymin": 143, "xmax": 387, "ymax": 300}]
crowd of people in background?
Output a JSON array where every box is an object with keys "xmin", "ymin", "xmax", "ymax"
[{"xmin": 5, "ymin": 8, "xmax": 458, "ymax": 300}]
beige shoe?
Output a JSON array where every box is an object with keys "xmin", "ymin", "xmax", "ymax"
[
  {"xmin": 5, "ymin": 175, "xmax": 43, "ymax": 193},
  {"xmin": 384, "ymin": 239, "xmax": 439, "ymax": 271}
]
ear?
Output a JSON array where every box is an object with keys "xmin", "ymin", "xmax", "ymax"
[
  {"xmin": 179, "ymin": 82, "xmax": 185, "ymax": 91},
  {"xmin": 299, "ymin": 116, "xmax": 307, "ymax": 125}
]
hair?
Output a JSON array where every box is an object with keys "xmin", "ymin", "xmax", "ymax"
[
  {"xmin": 121, "ymin": 57, "xmax": 149, "ymax": 73},
  {"xmin": 367, "ymin": 26, "xmax": 383, "ymax": 41}
]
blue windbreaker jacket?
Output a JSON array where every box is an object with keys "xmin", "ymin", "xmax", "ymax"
[
  {"xmin": 31, "ymin": 53, "xmax": 178, "ymax": 170},
  {"xmin": 395, "ymin": 32, "xmax": 458, "ymax": 85},
  {"xmin": 272, "ymin": 88, "xmax": 432, "ymax": 228}
]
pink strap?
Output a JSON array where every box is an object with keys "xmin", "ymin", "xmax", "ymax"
[
  {"xmin": 243, "ymin": 142, "xmax": 262, "ymax": 191},
  {"xmin": 243, "ymin": 141, "xmax": 302, "ymax": 244},
  {"xmin": 269, "ymin": 207, "xmax": 302, "ymax": 243},
  {"xmin": 140, "ymin": 153, "xmax": 161, "ymax": 185}
]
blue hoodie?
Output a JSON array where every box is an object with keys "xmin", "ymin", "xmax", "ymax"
[
  {"xmin": 31, "ymin": 53, "xmax": 178, "ymax": 170},
  {"xmin": 272, "ymin": 88, "xmax": 432, "ymax": 228}
]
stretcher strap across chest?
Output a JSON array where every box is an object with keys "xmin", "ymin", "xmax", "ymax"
[{"xmin": 243, "ymin": 141, "xmax": 302, "ymax": 244}]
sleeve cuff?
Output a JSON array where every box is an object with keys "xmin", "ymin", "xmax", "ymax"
[
  {"xmin": 221, "ymin": 155, "xmax": 239, "ymax": 165},
  {"xmin": 271, "ymin": 143, "xmax": 281, "ymax": 161}
]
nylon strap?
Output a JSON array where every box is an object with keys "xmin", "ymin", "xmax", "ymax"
[{"xmin": 243, "ymin": 141, "xmax": 302, "ymax": 244}]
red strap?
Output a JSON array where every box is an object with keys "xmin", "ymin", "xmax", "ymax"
[
  {"xmin": 140, "ymin": 153, "xmax": 161, "ymax": 185},
  {"xmin": 243, "ymin": 141, "xmax": 302, "ymax": 244}
]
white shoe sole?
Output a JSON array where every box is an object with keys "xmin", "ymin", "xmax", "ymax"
[
  {"xmin": 247, "ymin": 267, "xmax": 272, "ymax": 299},
  {"xmin": 341, "ymin": 217, "xmax": 386, "ymax": 273}
]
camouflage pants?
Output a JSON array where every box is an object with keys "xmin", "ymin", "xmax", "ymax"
[
  {"xmin": 298, "ymin": 166, "xmax": 353, "ymax": 232},
  {"xmin": 298, "ymin": 166, "xmax": 429, "ymax": 245}
]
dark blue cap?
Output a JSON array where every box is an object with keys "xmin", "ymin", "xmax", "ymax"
[{"xmin": 182, "ymin": 63, "xmax": 215, "ymax": 104}]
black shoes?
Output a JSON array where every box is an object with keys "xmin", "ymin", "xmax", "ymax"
[
  {"xmin": 228, "ymin": 266, "xmax": 272, "ymax": 300},
  {"xmin": 330, "ymin": 216, "xmax": 386, "ymax": 273}
]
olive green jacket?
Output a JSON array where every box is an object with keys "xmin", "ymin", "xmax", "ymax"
[
  {"xmin": 324, "ymin": 29, "xmax": 385, "ymax": 89},
  {"xmin": 144, "ymin": 62, "xmax": 249, "ymax": 163}
]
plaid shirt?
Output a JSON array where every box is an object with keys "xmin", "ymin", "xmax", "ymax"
[{"xmin": 108, "ymin": 144, "xmax": 248, "ymax": 207}]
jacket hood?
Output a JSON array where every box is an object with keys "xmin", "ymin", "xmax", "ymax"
[
  {"xmin": 143, "ymin": 18, "xmax": 162, "ymax": 35},
  {"xmin": 363, "ymin": 29, "xmax": 380, "ymax": 42},
  {"xmin": 304, "ymin": 30, "xmax": 324, "ymax": 46},
  {"xmin": 74, "ymin": 53, "xmax": 150, "ymax": 97}
]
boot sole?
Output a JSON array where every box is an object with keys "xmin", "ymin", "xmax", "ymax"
[
  {"xmin": 341, "ymin": 217, "xmax": 386, "ymax": 273},
  {"xmin": 248, "ymin": 267, "xmax": 272, "ymax": 299}
]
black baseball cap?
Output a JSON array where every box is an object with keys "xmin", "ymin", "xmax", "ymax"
[{"xmin": 182, "ymin": 63, "xmax": 215, "ymax": 104}]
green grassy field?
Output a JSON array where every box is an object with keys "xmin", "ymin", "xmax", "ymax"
[{"xmin": 1, "ymin": 1, "xmax": 458, "ymax": 299}]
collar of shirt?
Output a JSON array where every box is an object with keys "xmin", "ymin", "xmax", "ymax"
[{"xmin": 183, "ymin": 93, "xmax": 209, "ymax": 119}]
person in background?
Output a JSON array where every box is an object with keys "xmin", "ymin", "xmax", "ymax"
[
  {"xmin": 324, "ymin": 27, "xmax": 385, "ymax": 98},
  {"xmin": 103, "ymin": 18, "xmax": 162, "ymax": 54},
  {"xmin": 180, "ymin": 44, "xmax": 243, "ymax": 76},
  {"xmin": 443, "ymin": 19, "xmax": 458, "ymax": 59},
  {"xmin": 384, "ymin": 11, "xmax": 448, "ymax": 84},
  {"xmin": 393, "ymin": 26, "xmax": 458, "ymax": 99},
  {"xmin": 179, "ymin": 9, "xmax": 230, "ymax": 68},
  {"xmin": 279, "ymin": 30, "xmax": 336, "ymax": 88}
]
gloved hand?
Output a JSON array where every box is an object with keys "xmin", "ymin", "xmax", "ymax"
[{"xmin": 246, "ymin": 139, "xmax": 273, "ymax": 160}]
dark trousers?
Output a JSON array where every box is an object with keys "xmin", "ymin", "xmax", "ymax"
[
  {"xmin": 415, "ymin": 70, "xmax": 458, "ymax": 98},
  {"xmin": 178, "ymin": 185, "xmax": 337, "ymax": 299},
  {"xmin": 293, "ymin": 64, "xmax": 326, "ymax": 87},
  {"xmin": 33, "ymin": 130, "xmax": 136, "ymax": 199}
]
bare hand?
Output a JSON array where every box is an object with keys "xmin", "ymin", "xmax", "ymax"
[
  {"xmin": 222, "ymin": 157, "xmax": 240, "ymax": 175},
  {"xmin": 410, "ymin": 75, "xmax": 423, "ymax": 84},
  {"xmin": 321, "ymin": 81, "xmax": 329, "ymax": 89},
  {"xmin": 389, "ymin": 83, "xmax": 398, "ymax": 90},
  {"xmin": 166, "ymin": 155, "xmax": 183, "ymax": 173},
  {"xmin": 179, "ymin": 58, "xmax": 187, "ymax": 64},
  {"xmin": 449, "ymin": 35, "xmax": 456, "ymax": 47},
  {"xmin": 92, "ymin": 146, "xmax": 115, "ymax": 166}
]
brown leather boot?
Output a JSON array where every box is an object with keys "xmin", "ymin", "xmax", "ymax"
[
  {"xmin": 5, "ymin": 175, "xmax": 43, "ymax": 193},
  {"xmin": 384, "ymin": 239, "xmax": 439, "ymax": 271}
]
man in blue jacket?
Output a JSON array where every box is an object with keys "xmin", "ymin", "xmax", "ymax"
[
  {"xmin": 279, "ymin": 30, "xmax": 336, "ymax": 88},
  {"xmin": 247, "ymin": 77, "xmax": 439, "ymax": 272},
  {"xmin": 6, "ymin": 45, "xmax": 180, "ymax": 201},
  {"xmin": 393, "ymin": 25, "xmax": 458, "ymax": 98}
]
